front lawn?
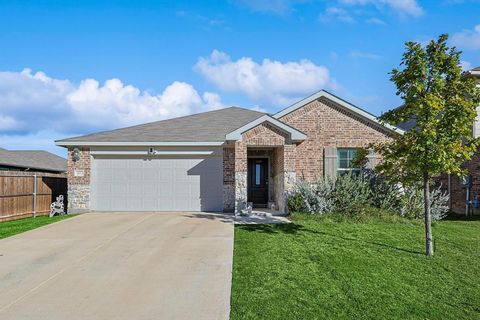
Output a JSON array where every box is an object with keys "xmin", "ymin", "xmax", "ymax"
[
  {"xmin": 0, "ymin": 215, "xmax": 74, "ymax": 240},
  {"xmin": 231, "ymin": 215, "xmax": 480, "ymax": 319}
]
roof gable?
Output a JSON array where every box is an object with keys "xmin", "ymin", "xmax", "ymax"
[
  {"xmin": 273, "ymin": 90, "xmax": 404, "ymax": 134},
  {"xmin": 225, "ymin": 115, "xmax": 306, "ymax": 141}
]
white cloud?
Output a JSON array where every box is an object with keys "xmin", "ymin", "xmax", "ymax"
[
  {"xmin": 340, "ymin": 0, "xmax": 424, "ymax": 17},
  {"xmin": 319, "ymin": 7, "xmax": 356, "ymax": 24},
  {"xmin": 0, "ymin": 68, "xmax": 225, "ymax": 135},
  {"xmin": 194, "ymin": 50, "xmax": 333, "ymax": 105},
  {"xmin": 0, "ymin": 115, "xmax": 24, "ymax": 131},
  {"xmin": 202, "ymin": 92, "xmax": 226, "ymax": 110},
  {"xmin": 460, "ymin": 60, "xmax": 472, "ymax": 71},
  {"xmin": 452, "ymin": 25, "xmax": 480, "ymax": 50}
]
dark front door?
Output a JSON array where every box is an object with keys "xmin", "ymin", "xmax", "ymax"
[{"xmin": 248, "ymin": 158, "xmax": 268, "ymax": 207}]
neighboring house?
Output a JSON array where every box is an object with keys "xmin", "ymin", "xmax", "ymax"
[
  {"xmin": 444, "ymin": 66, "xmax": 480, "ymax": 214},
  {"xmin": 395, "ymin": 66, "xmax": 480, "ymax": 215},
  {"xmin": 0, "ymin": 148, "xmax": 67, "ymax": 174},
  {"xmin": 56, "ymin": 90, "xmax": 402, "ymax": 214}
]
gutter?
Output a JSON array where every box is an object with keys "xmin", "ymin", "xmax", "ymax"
[{"xmin": 55, "ymin": 141, "xmax": 226, "ymax": 147}]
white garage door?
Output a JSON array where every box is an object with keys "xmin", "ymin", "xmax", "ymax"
[{"xmin": 91, "ymin": 157, "xmax": 223, "ymax": 212}]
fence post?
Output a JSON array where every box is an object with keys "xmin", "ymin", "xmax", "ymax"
[{"xmin": 33, "ymin": 175, "xmax": 37, "ymax": 218}]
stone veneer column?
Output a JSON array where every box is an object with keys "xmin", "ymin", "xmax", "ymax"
[
  {"xmin": 67, "ymin": 147, "xmax": 91, "ymax": 212},
  {"xmin": 281, "ymin": 144, "xmax": 297, "ymax": 213},
  {"xmin": 234, "ymin": 141, "xmax": 248, "ymax": 214},
  {"xmin": 223, "ymin": 147, "xmax": 236, "ymax": 212}
]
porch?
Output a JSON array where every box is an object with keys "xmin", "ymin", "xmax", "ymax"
[{"xmin": 234, "ymin": 143, "xmax": 297, "ymax": 215}]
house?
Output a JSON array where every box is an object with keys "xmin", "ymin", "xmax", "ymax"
[
  {"xmin": 56, "ymin": 90, "xmax": 402, "ymax": 214},
  {"xmin": 441, "ymin": 66, "xmax": 480, "ymax": 215},
  {"xmin": 395, "ymin": 66, "xmax": 480, "ymax": 215},
  {"xmin": 0, "ymin": 148, "xmax": 67, "ymax": 174}
]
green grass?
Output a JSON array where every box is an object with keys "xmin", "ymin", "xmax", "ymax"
[
  {"xmin": 231, "ymin": 215, "xmax": 480, "ymax": 319},
  {"xmin": 0, "ymin": 215, "xmax": 75, "ymax": 239}
]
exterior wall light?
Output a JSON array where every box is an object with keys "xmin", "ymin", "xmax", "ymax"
[{"xmin": 72, "ymin": 147, "xmax": 81, "ymax": 162}]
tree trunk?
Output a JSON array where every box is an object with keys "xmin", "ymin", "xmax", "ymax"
[{"xmin": 423, "ymin": 173, "xmax": 433, "ymax": 256}]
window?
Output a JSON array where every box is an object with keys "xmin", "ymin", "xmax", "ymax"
[
  {"xmin": 337, "ymin": 148, "xmax": 360, "ymax": 174},
  {"xmin": 255, "ymin": 164, "xmax": 261, "ymax": 185}
]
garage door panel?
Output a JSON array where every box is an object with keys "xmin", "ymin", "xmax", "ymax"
[
  {"xmin": 111, "ymin": 184, "xmax": 127, "ymax": 195},
  {"xmin": 92, "ymin": 157, "xmax": 222, "ymax": 211}
]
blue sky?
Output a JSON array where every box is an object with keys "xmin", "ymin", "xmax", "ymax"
[{"xmin": 0, "ymin": 0, "xmax": 479, "ymax": 156}]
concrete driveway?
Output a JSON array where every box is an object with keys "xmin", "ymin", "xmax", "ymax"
[{"xmin": 0, "ymin": 212, "xmax": 234, "ymax": 320}]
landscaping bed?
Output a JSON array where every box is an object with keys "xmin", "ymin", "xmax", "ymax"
[{"xmin": 230, "ymin": 214, "xmax": 480, "ymax": 319}]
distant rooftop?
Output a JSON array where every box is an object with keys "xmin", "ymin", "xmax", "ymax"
[
  {"xmin": 0, "ymin": 149, "xmax": 66, "ymax": 173},
  {"xmin": 465, "ymin": 66, "xmax": 480, "ymax": 77}
]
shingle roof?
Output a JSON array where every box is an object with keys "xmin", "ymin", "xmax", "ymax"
[
  {"xmin": 472, "ymin": 66, "xmax": 480, "ymax": 71},
  {"xmin": 56, "ymin": 107, "xmax": 266, "ymax": 144},
  {"xmin": 0, "ymin": 149, "xmax": 67, "ymax": 172}
]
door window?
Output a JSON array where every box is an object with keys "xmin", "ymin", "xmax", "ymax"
[{"xmin": 255, "ymin": 164, "xmax": 261, "ymax": 185}]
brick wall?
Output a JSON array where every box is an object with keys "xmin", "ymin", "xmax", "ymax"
[
  {"xmin": 241, "ymin": 122, "xmax": 291, "ymax": 146},
  {"xmin": 447, "ymin": 149, "xmax": 480, "ymax": 214},
  {"xmin": 280, "ymin": 97, "xmax": 391, "ymax": 181},
  {"xmin": 272, "ymin": 147, "xmax": 284, "ymax": 211},
  {"xmin": 223, "ymin": 147, "xmax": 235, "ymax": 186},
  {"xmin": 67, "ymin": 147, "xmax": 91, "ymax": 212},
  {"xmin": 223, "ymin": 147, "xmax": 235, "ymax": 211},
  {"xmin": 232, "ymin": 122, "xmax": 295, "ymax": 213},
  {"xmin": 67, "ymin": 147, "xmax": 91, "ymax": 184}
]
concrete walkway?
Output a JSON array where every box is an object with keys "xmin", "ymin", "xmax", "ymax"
[{"xmin": 0, "ymin": 212, "xmax": 234, "ymax": 320}]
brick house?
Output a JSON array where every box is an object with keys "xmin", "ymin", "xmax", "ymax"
[
  {"xmin": 56, "ymin": 90, "xmax": 402, "ymax": 214},
  {"xmin": 394, "ymin": 67, "xmax": 480, "ymax": 215},
  {"xmin": 435, "ymin": 67, "xmax": 480, "ymax": 215}
]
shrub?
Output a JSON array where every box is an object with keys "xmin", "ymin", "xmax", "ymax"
[
  {"xmin": 287, "ymin": 170, "xmax": 449, "ymax": 221},
  {"xmin": 401, "ymin": 185, "xmax": 449, "ymax": 221},
  {"xmin": 400, "ymin": 186, "xmax": 424, "ymax": 219},
  {"xmin": 287, "ymin": 193, "xmax": 305, "ymax": 213},
  {"xmin": 292, "ymin": 179, "xmax": 334, "ymax": 214},
  {"xmin": 364, "ymin": 169, "xmax": 403, "ymax": 213},
  {"xmin": 429, "ymin": 187, "xmax": 450, "ymax": 220},
  {"xmin": 331, "ymin": 172, "xmax": 371, "ymax": 213}
]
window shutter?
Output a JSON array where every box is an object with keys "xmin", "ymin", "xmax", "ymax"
[
  {"xmin": 366, "ymin": 149, "xmax": 377, "ymax": 169},
  {"xmin": 324, "ymin": 147, "xmax": 337, "ymax": 179}
]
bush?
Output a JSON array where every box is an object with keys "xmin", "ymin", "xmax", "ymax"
[
  {"xmin": 295, "ymin": 178, "xmax": 334, "ymax": 214},
  {"xmin": 287, "ymin": 193, "xmax": 305, "ymax": 213},
  {"xmin": 400, "ymin": 186, "xmax": 424, "ymax": 219},
  {"xmin": 364, "ymin": 169, "xmax": 403, "ymax": 213},
  {"xmin": 288, "ymin": 170, "xmax": 449, "ymax": 221},
  {"xmin": 401, "ymin": 185, "xmax": 449, "ymax": 221},
  {"xmin": 331, "ymin": 172, "xmax": 371, "ymax": 213},
  {"xmin": 429, "ymin": 187, "xmax": 450, "ymax": 220}
]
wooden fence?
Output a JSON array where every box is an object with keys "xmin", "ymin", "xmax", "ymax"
[{"xmin": 0, "ymin": 174, "xmax": 67, "ymax": 222}]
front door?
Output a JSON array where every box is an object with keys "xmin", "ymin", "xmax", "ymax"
[{"xmin": 247, "ymin": 158, "xmax": 268, "ymax": 207}]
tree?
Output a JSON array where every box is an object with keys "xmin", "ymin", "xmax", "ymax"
[{"xmin": 376, "ymin": 34, "xmax": 480, "ymax": 256}]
